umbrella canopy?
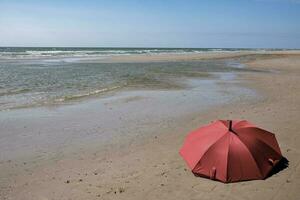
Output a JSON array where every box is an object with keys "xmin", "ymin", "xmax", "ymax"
[{"xmin": 179, "ymin": 120, "xmax": 282, "ymax": 183}]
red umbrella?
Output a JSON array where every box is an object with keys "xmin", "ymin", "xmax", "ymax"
[{"xmin": 179, "ymin": 120, "xmax": 283, "ymax": 183}]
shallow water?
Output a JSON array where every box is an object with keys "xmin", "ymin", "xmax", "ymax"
[
  {"xmin": 0, "ymin": 71, "xmax": 257, "ymax": 162},
  {"xmin": 0, "ymin": 49, "xmax": 256, "ymax": 111}
]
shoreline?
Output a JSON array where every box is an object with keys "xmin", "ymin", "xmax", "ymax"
[
  {"xmin": 1, "ymin": 49, "xmax": 300, "ymax": 63},
  {"xmin": 1, "ymin": 52, "xmax": 300, "ymax": 200}
]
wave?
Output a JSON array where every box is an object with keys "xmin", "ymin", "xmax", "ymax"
[
  {"xmin": 0, "ymin": 88, "xmax": 31, "ymax": 97},
  {"xmin": 54, "ymin": 85, "xmax": 123, "ymax": 102},
  {"xmin": 0, "ymin": 47, "xmax": 256, "ymax": 60}
]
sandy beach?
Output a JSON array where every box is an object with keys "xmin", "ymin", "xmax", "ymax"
[{"xmin": 0, "ymin": 51, "xmax": 300, "ymax": 200}]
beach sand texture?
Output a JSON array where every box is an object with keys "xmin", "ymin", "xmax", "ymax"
[{"xmin": 0, "ymin": 52, "xmax": 299, "ymax": 200}]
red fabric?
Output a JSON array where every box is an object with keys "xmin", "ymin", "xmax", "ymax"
[{"xmin": 179, "ymin": 120, "xmax": 282, "ymax": 183}]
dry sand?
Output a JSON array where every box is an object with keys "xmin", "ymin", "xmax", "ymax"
[{"xmin": 0, "ymin": 52, "xmax": 300, "ymax": 200}]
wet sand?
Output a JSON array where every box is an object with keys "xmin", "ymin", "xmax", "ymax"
[
  {"xmin": 77, "ymin": 50, "xmax": 300, "ymax": 63},
  {"xmin": 0, "ymin": 52, "xmax": 300, "ymax": 200}
]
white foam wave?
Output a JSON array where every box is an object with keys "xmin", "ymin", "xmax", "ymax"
[
  {"xmin": 0, "ymin": 48, "xmax": 251, "ymax": 60},
  {"xmin": 54, "ymin": 85, "xmax": 122, "ymax": 102}
]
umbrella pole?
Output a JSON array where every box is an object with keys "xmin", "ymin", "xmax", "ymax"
[
  {"xmin": 228, "ymin": 120, "xmax": 238, "ymax": 135},
  {"xmin": 229, "ymin": 120, "xmax": 233, "ymax": 132}
]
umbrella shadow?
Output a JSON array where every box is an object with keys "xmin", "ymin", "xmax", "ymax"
[{"xmin": 267, "ymin": 156, "xmax": 289, "ymax": 178}]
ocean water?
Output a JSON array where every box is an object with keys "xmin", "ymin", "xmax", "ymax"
[
  {"xmin": 0, "ymin": 47, "xmax": 261, "ymax": 111},
  {"xmin": 0, "ymin": 47, "xmax": 256, "ymax": 59}
]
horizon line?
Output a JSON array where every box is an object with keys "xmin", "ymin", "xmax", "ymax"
[{"xmin": 0, "ymin": 46, "xmax": 299, "ymax": 50}]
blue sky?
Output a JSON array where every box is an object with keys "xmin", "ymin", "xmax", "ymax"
[{"xmin": 0, "ymin": 0, "xmax": 299, "ymax": 48}]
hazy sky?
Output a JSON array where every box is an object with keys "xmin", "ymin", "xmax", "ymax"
[{"xmin": 0, "ymin": 0, "xmax": 299, "ymax": 48}]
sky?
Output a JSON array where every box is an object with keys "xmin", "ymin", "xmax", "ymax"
[{"xmin": 0, "ymin": 0, "xmax": 300, "ymax": 48}]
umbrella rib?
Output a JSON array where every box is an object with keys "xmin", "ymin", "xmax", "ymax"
[
  {"xmin": 220, "ymin": 120, "xmax": 229, "ymax": 130},
  {"xmin": 255, "ymin": 137, "xmax": 282, "ymax": 157},
  {"xmin": 240, "ymin": 127, "xmax": 281, "ymax": 155},
  {"xmin": 238, "ymin": 139, "xmax": 264, "ymax": 178},
  {"xmin": 225, "ymin": 134, "xmax": 232, "ymax": 182},
  {"xmin": 237, "ymin": 127, "xmax": 281, "ymax": 156},
  {"xmin": 193, "ymin": 132, "xmax": 229, "ymax": 172},
  {"xmin": 227, "ymin": 134, "xmax": 253, "ymax": 182}
]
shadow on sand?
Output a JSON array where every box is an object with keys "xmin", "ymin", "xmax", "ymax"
[{"xmin": 267, "ymin": 156, "xmax": 289, "ymax": 178}]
